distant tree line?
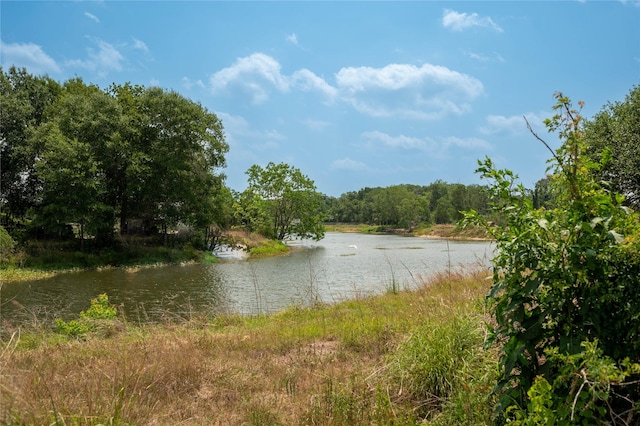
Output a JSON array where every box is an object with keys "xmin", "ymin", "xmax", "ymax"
[
  {"xmin": 1, "ymin": 66, "xmax": 229, "ymax": 249},
  {"xmin": 321, "ymin": 182, "xmax": 493, "ymax": 230}
]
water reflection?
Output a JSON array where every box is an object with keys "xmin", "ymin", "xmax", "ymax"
[{"xmin": 1, "ymin": 233, "xmax": 492, "ymax": 327}]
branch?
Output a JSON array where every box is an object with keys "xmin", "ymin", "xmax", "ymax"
[{"xmin": 524, "ymin": 115, "xmax": 563, "ymax": 166}]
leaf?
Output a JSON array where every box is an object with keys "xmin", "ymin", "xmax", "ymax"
[{"xmin": 608, "ymin": 230, "xmax": 624, "ymax": 243}]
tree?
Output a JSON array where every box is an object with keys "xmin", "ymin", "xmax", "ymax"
[
  {"xmin": 0, "ymin": 67, "xmax": 61, "ymax": 225},
  {"xmin": 464, "ymin": 93, "xmax": 640, "ymax": 423},
  {"xmin": 33, "ymin": 124, "xmax": 105, "ymax": 249},
  {"xmin": 584, "ymin": 85, "xmax": 640, "ymax": 209},
  {"xmin": 44, "ymin": 78, "xmax": 122, "ymax": 244},
  {"xmin": 243, "ymin": 162, "xmax": 325, "ymax": 241},
  {"xmin": 135, "ymin": 87, "xmax": 228, "ymax": 243},
  {"xmin": 531, "ymin": 177, "xmax": 555, "ymax": 209}
]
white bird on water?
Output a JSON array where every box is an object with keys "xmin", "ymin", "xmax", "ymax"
[{"xmin": 349, "ymin": 245, "xmax": 358, "ymax": 249}]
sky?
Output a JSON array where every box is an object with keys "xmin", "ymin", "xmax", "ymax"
[{"xmin": 1, "ymin": 1, "xmax": 639, "ymax": 197}]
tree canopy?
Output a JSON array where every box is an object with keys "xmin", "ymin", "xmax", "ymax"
[
  {"xmin": 0, "ymin": 67, "xmax": 229, "ymax": 248},
  {"xmin": 583, "ymin": 85, "xmax": 640, "ymax": 209},
  {"xmin": 323, "ymin": 182, "xmax": 491, "ymax": 228},
  {"xmin": 239, "ymin": 162, "xmax": 325, "ymax": 241}
]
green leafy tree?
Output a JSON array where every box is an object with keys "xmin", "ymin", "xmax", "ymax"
[
  {"xmin": 33, "ymin": 124, "xmax": 106, "ymax": 249},
  {"xmin": 531, "ymin": 177, "xmax": 555, "ymax": 209},
  {"xmin": 132, "ymin": 87, "xmax": 228, "ymax": 243},
  {"xmin": 0, "ymin": 67, "xmax": 61, "ymax": 224},
  {"xmin": 399, "ymin": 195, "xmax": 427, "ymax": 231},
  {"xmin": 584, "ymin": 85, "xmax": 640, "ymax": 209},
  {"xmin": 42, "ymin": 78, "xmax": 122, "ymax": 244},
  {"xmin": 464, "ymin": 93, "xmax": 640, "ymax": 422},
  {"xmin": 433, "ymin": 195, "xmax": 455, "ymax": 224},
  {"xmin": 243, "ymin": 162, "xmax": 325, "ymax": 241}
]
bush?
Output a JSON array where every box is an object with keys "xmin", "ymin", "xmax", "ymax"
[
  {"xmin": 0, "ymin": 226, "xmax": 22, "ymax": 267},
  {"xmin": 464, "ymin": 93, "xmax": 640, "ymax": 423},
  {"xmin": 56, "ymin": 293, "xmax": 119, "ymax": 338}
]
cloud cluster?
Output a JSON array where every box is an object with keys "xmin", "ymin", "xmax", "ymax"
[
  {"xmin": 66, "ymin": 38, "xmax": 125, "ymax": 78},
  {"xmin": 0, "ymin": 40, "xmax": 61, "ymax": 74},
  {"xmin": 1, "ymin": 37, "xmax": 149, "ymax": 79},
  {"xmin": 442, "ymin": 9, "xmax": 503, "ymax": 32},
  {"xmin": 209, "ymin": 53, "xmax": 483, "ymax": 120},
  {"xmin": 480, "ymin": 112, "xmax": 547, "ymax": 135},
  {"xmin": 362, "ymin": 130, "xmax": 491, "ymax": 157}
]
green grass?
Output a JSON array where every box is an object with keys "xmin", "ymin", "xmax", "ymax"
[
  {"xmin": 249, "ymin": 239, "xmax": 290, "ymax": 257},
  {"xmin": 1, "ymin": 269, "xmax": 497, "ymax": 425},
  {"xmin": 0, "ymin": 243, "xmax": 218, "ymax": 283}
]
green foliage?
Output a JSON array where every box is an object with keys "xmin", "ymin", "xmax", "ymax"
[
  {"xmin": 389, "ymin": 314, "xmax": 486, "ymax": 419},
  {"xmin": 0, "ymin": 67, "xmax": 229, "ymax": 251},
  {"xmin": 0, "ymin": 66, "xmax": 62, "ymax": 220},
  {"xmin": 584, "ymin": 85, "xmax": 640, "ymax": 209},
  {"xmin": 55, "ymin": 293, "xmax": 118, "ymax": 337},
  {"xmin": 464, "ymin": 92, "xmax": 640, "ymax": 423},
  {"xmin": 249, "ymin": 239, "xmax": 289, "ymax": 257},
  {"xmin": 241, "ymin": 162, "xmax": 325, "ymax": 241},
  {"xmin": 325, "ymin": 182, "xmax": 489, "ymax": 227},
  {"xmin": 506, "ymin": 340, "xmax": 640, "ymax": 425},
  {"xmin": 0, "ymin": 226, "xmax": 17, "ymax": 265}
]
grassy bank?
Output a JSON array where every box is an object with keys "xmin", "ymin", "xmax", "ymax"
[
  {"xmin": 0, "ymin": 269, "xmax": 497, "ymax": 425},
  {"xmin": 0, "ymin": 243, "xmax": 218, "ymax": 283},
  {"xmin": 0, "ymin": 231, "xmax": 285, "ymax": 283},
  {"xmin": 326, "ymin": 223, "xmax": 489, "ymax": 240}
]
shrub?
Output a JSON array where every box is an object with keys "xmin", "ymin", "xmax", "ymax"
[
  {"xmin": 55, "ymin": 293, "xmax": 118, "ymax": 337},
  {"xmin": 0, "ymin": 226, "xmax": 21, "ymax": 266},
  {"xmin": 464, "ymin": 93, "xmax": 640, "ymax": 423}
]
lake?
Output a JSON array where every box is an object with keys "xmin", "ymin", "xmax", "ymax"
[{"xmin": 0, "ymin": 233, "xmax": 492, "ymax": 327}]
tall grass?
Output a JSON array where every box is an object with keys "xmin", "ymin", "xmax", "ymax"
[{"xmin": 1, "ymin": 269, "xmax": 496, "ymax": 425}]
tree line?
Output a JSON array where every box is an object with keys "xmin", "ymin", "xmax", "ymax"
[
  {"xmin": 1, "ymin": 66, "xmax": 229, "ymax": 249},
  {"xmin": 2, "ymin": 65, "xmax": 638, "ymax": 252},
  {"xmin": 321, "ymin": 182, "xmax": 492, "ymax": 230}
]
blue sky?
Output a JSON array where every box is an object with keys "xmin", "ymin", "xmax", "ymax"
[{"xmin": 2, "ymin": 1, "xmax": 639, "ymax": 196}]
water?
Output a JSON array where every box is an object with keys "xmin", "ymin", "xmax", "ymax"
[{"xmin": 1, "ymin": 233, "xmax": 492, "ymax": 327}]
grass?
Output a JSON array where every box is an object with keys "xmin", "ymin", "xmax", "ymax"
[
  {"xmin": 249, "ymin": 239, "xmax": 290, "ymax": 257},
  {"xmin": 327, "ymin": 222, "xmax": 490, "ymax": 240},
  {"xmin": 0, "ymin": 239, "xmax": 214, "ymax": 283},
  {"xmin": 0, "ymin": 269, "xmax": 497, "ymax": 425}
]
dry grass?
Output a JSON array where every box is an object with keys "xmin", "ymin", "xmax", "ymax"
[{"xmin": 1, "ymin": 269, "xmax": 493, "ymax": 425}]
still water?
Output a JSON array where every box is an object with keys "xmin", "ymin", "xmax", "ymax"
[{"xmin": 1, "ymin": 233, "xmax": 492, "ymax": 326}]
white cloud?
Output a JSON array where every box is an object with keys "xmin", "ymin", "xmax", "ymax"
[
  {"xmin": 286, "ymin": 33, "xmax": 298, "ymax": 45},
  {"xmin": 303, "ymin": 118, "xmax": 331, "ymax": 131},
  {"xmin": 84, "ymin": 12, "xmax": 100, "ymax": 23},
  {"xmin": 465, "ymin": 50, "xmax": 505, "ymax": 63},
  {"xmin": 480, "ymin": 112, "xmax": 546, "ymax": 135},
  {"xmin": 210, "ymin": 53, "xmax": 289, "ymax": 104},
  {"xmin": 181, "ymin": 77, "xmax": 205, "ymax": 91},
  {"xmin": 131, "ymin": 38, "xmax": 149, "ymax": 53},
  {"xmin": 291, "ymin": 69, "xmax": 338, "ymax": 100},
  {"xmin": 0, "ymin": 40, "xmax": 61, "ymax": 74},
  {"xmin": 362, "ymin": 130, "xmax": 436, "ymax": 151},
  {"xmin": 442, "ymin": 136, "xmax": 492, "ymax": 150},
  {"xmin": 215, "ymin": 111, "xmax": 284, "ymax": 143},
  {"xmin": 331, "ymin": 157, "xmax": 367, "ymax": 171},
  {"xmin": 442, "ymin": 9, "xmax": 503, "ymax": 32},
  {"xmin": 208, "ymin": 53, "xmax": 483, "ymax": 119},
  {"xmin": 361, "ymin": 130, "xmax": 491, "ymax": 158},
  {"xmin": 65, "ymin": 38, "xmax": 124, "ymax": 78},
  {"xmin": 336, "ymin": 63, "xmax": 483, "ymax": 119}
]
